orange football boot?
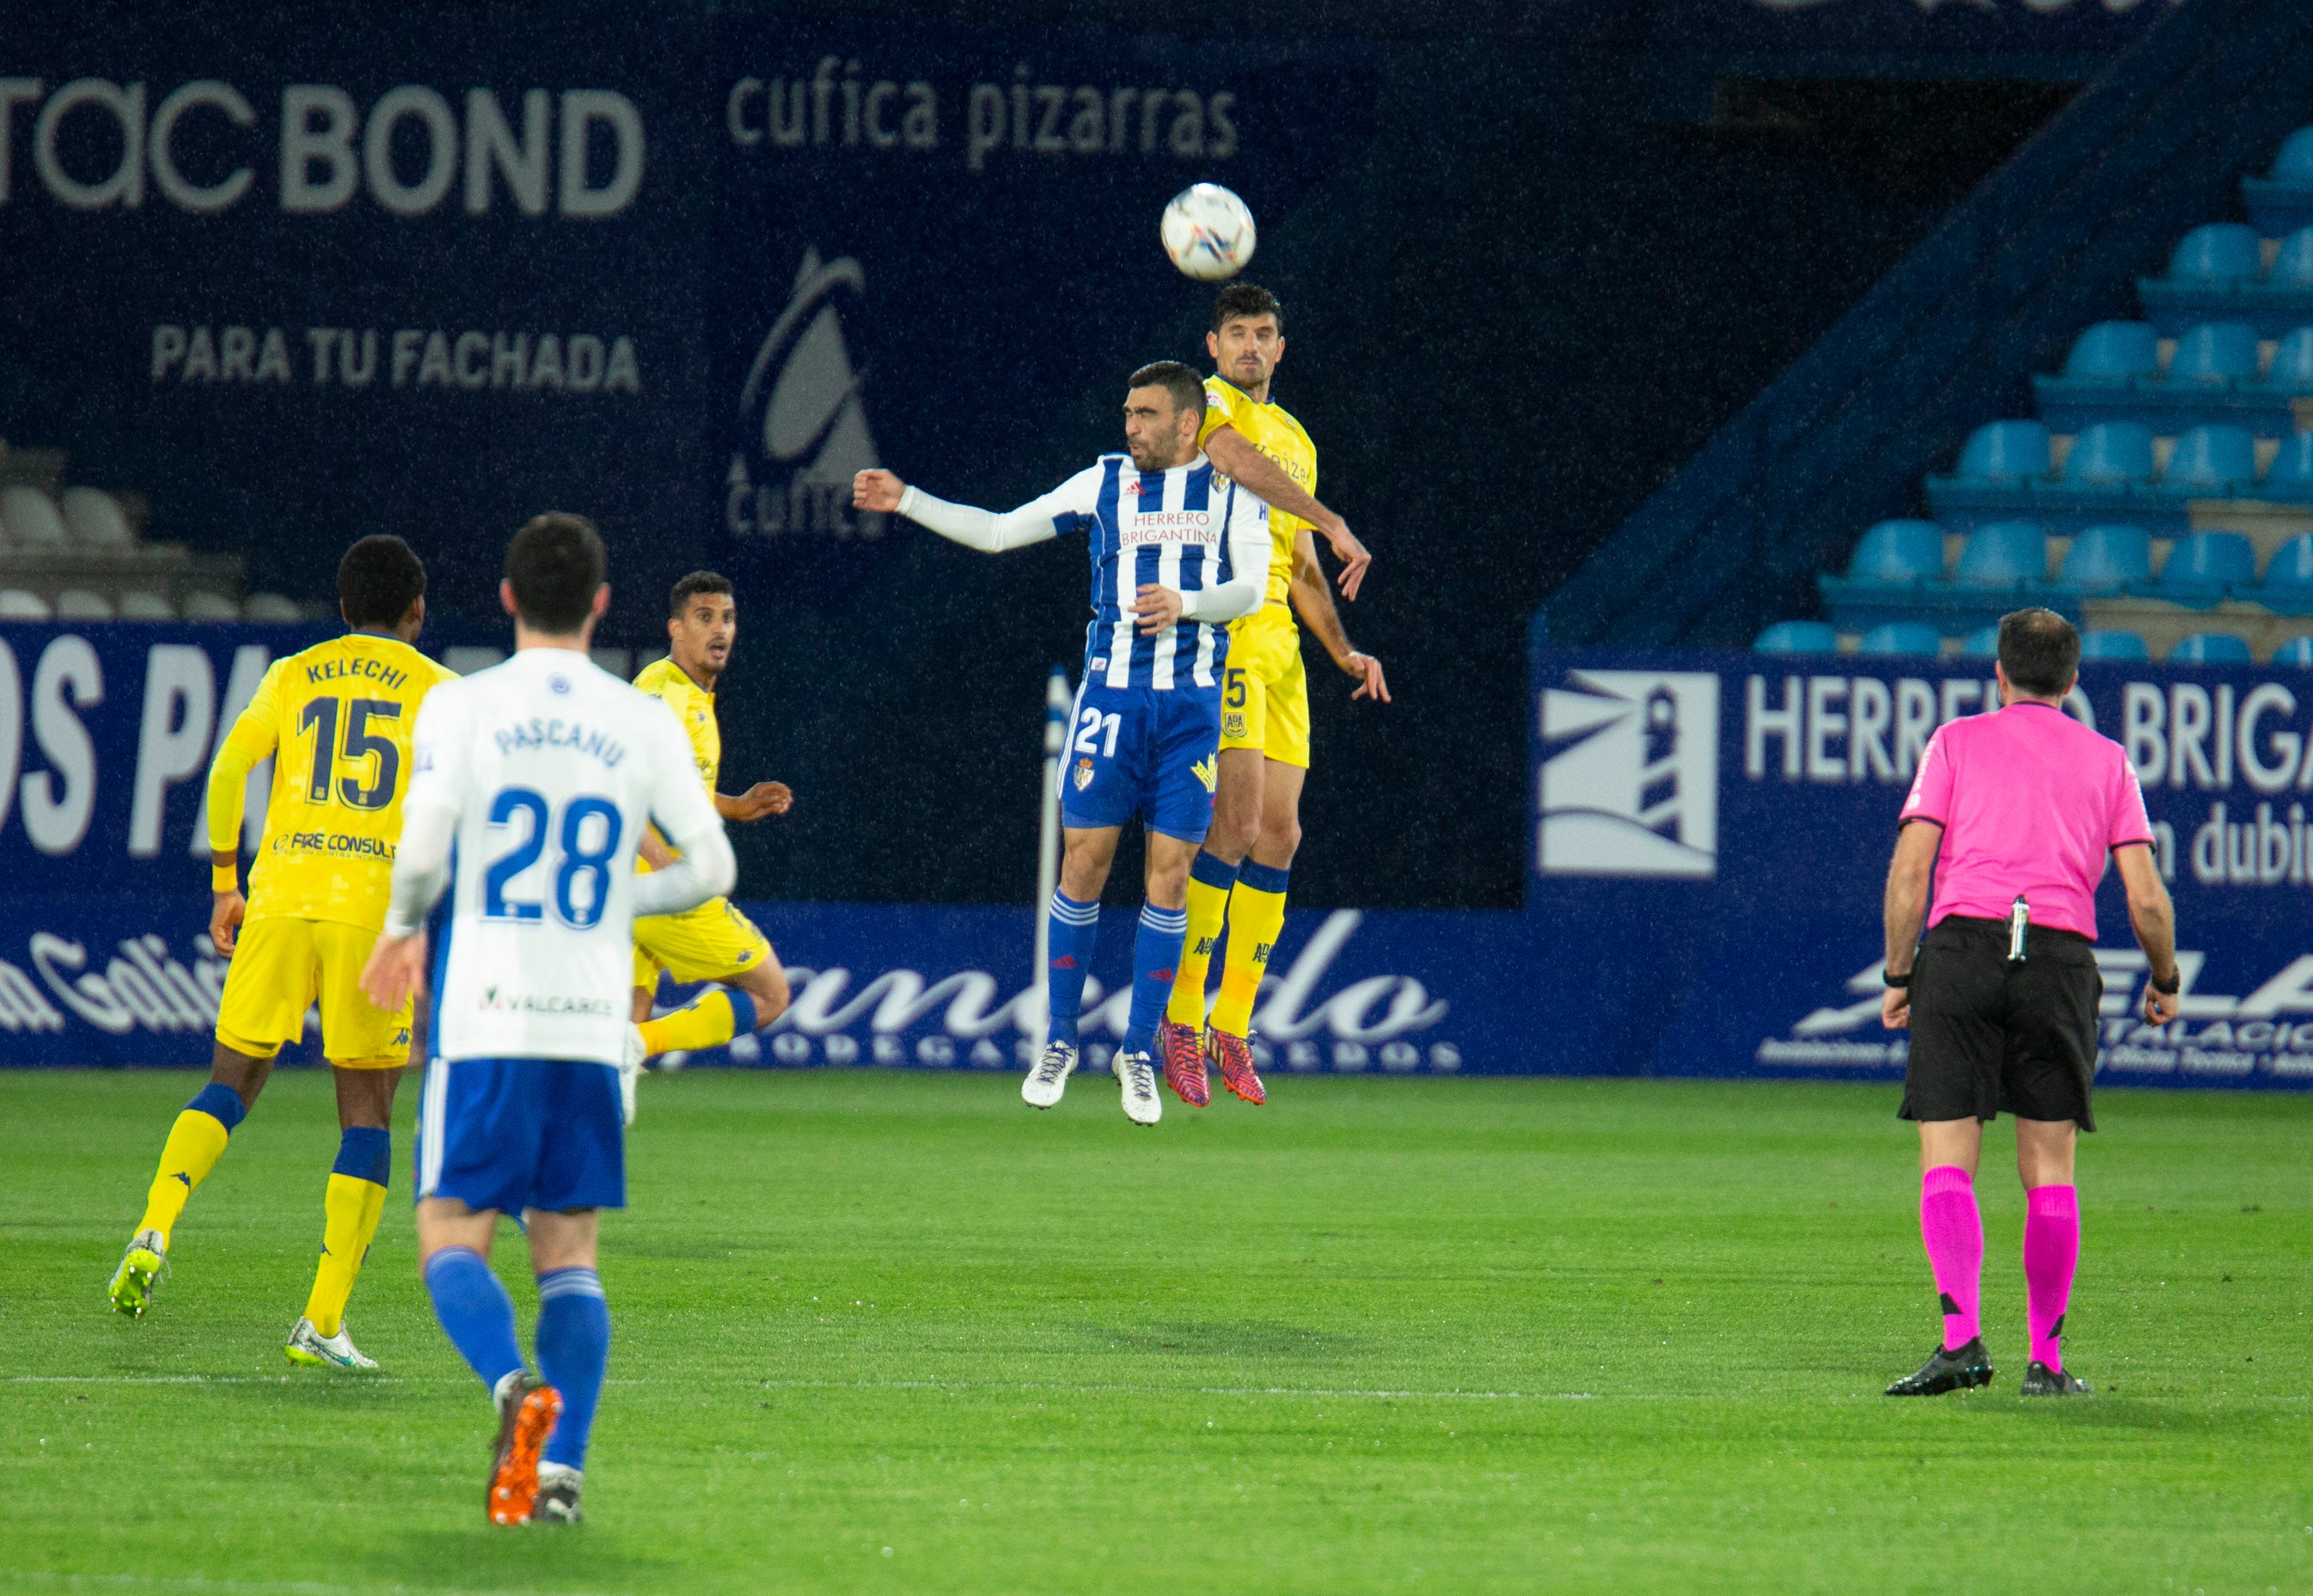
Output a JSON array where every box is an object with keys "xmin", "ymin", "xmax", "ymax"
[
  {"xmin": 1157, "ymin": 1017, "xmax": 1210, "ymax": 1106},
  {"xmin": 486, "ymin": 1377, "xmax": 564, "ymax": 1526},
  {"xmin": 1209, "ymin": 1027, "xmax": 1265, "ymax": 1105}
]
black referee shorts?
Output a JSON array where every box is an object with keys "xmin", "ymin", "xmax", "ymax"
[{"xmin": 1900, "ymin": 914, "xmax": 2102, "ymax": 1132}]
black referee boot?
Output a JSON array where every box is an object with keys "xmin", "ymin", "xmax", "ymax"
[
  {"xmin": 1885, "ymin": 1336, "xmax": 1996, "ymax": 1397},
  {"xmin": 2019, "ymin": 1361, "xmax": 2091, "ymax": 1397}
]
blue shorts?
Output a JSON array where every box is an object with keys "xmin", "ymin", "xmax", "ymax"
[
  {"xmin": 416, "ymin": 1056, "xmax": 625, "ymax": 1215},
  {"xmin": 1061, "ymin": 679, "xmax": 1221, "ymax": 840}
]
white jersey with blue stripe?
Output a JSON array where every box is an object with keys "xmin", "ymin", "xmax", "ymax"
[
  {"xmin": 898, "ymin": 452, "xmax": 1270, "ymax": 694},
  {"xmin": 1067, "ymin": 453, "xmax": 1265, "ymax": 692}
]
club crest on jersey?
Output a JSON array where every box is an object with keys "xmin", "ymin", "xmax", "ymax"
[
  {"xmin": 1074, "ymin": 756, "xmax": 1094, "ymax": 792},
  {"xmin": 1222, "ymin": 712, "xmax": 1247, "ymax": 739}
]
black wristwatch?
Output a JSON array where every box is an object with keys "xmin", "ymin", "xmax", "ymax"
[
  {"xmin": 1883, "ymin": 970, "xmax": 1912, "ymax": 989},
  {"xmin": 2149, "ymin": 967, "xmax": 2181, "ymax": 996}
]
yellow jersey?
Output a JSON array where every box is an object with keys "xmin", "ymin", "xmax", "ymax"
[
  {"xmin": 206, "ymin": 632, "xmax": 457, "ymax": 929},
  {"xmin": 1198, "ymin": 375, "xmax": 1313, "ymax": 608},
  {"xmin": 632, "ymin": 656, "xmax": 719, "ymax": 871}
]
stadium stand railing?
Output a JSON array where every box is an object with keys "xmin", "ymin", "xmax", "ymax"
[{"xmin": 1538, "ymin": 0, "xmax": 2313, "ymax": 660}]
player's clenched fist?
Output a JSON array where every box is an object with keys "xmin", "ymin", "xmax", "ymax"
[
  {"xmin": 721, "ymin": 781, "xmax": 792, "ymax": 822},
  {"xmin": 853, "ymin": 469, "xmax": 904, "ymax": 513}
]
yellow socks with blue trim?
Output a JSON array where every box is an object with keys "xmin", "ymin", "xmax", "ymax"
[
  {"xmin": 638, "ymin": 988, "xmax": 759, "ymax": 1057},
  {"xmin": 1210, "ymin": 861, "xmax": 1290, "ymax": 1037},
  {"xmin": 136, "ymin": 1082, "xmax": 247, "ymax": 1248},
  {"xmin": 1166, "ymin": 851, "xmax": 1240, "ymax": 1027},
  {"xmin": 304, "ymin": 1127, "xmax": 391, "ymax": 1338}
]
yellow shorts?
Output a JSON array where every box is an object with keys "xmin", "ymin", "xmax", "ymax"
[
  {"xmin": 633, "ymin": 896, "xmax": 775, "ymax": 992},
  {"xmin": 1219, "ymin": 602, "xmax": 1311, "ymax": 769},
  {"xmin": 215, "ymin": 916, "xmax": 411, "ymax": 1067}
]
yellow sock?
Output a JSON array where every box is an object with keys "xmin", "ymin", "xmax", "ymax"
[
  {"xmin": 639, "ymin": 988, "xmax": 753, "ymax": 1056},
  {"xmin": 1165, "ymin": 854, "xmax": 1239, "ymax": 1027},
  {"xmin": 303, "ymin": 1173, "xmax": 387, "ymax": 1337},
  {"xmin": 1209, "ymin": 865, "xmax": 1289, "ymax": 1037},
  {"xmin": 136, "ymin": 1092, "xmax": 240, "ymax": 1247}
]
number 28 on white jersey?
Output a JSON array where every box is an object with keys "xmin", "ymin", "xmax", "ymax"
[{"xmin": 398, "ymin": 649, "xmax": 730, "ymax": 1067}]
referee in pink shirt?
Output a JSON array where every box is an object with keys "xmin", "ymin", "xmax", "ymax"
[{"xmin": 1878, "ymin": 609, "xmax": 2180, "ymax": 1399}]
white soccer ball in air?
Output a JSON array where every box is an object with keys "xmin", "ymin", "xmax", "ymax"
[{"xmin": 1161, "ymin": 183, "xmax": 1257, "ymax": 281}]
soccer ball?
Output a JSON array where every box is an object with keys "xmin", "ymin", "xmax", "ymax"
[{"xmin": 1160, "ymin": 184, "xmax": 1257, "ymax": 281}]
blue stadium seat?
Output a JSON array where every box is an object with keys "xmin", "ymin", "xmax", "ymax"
[
  {"xmin": 2061, "ymin": 421, "xmax": 2155, "ymax": 484},
  {"xmin": 1754, "ymin": 621, "xmax": 1838, "ymax": 654},
  {"xmin": 2079, "ymin": 629, "xmax": 2150, "ymax": 661},
  {"xmin": 2273, "ymin": 229, "xmax": 2313, "ymax": 289},
  {"xmin": 2143, "ymin": 529, "xmax": 2255, "ymax": 606},
  {"xmin": 1857, "ymin": 622, "xmax": 1943, "ymax": 657},
  {"xmin": 2165, "ymin": 223, "xmax": 2262, "ymax": 284},
  {"xmin": 1953, "ymin": 521, "xmax": 2047, "ymax": 588},
  {"xmin": 2265, "ymin": 327, "xmax": 2313, "ymax": 392},
  {"xmin": 2265, "ymin": 431, "xmax": 2313, "ymax": 498},
  {"xmin": 2170, "ymin": 632, "xmax": 2254, "ymax": 663},
  {"xmin": 1843, "ymin": 519, "xmax": 1944, "ymax": 584},
  {"xmin": 1961, "ymin": 625, "xmax": 2000, "ymax": 658},
  {"xmin": 2160, "ymin": 425, "xmax": 2257, "ymax": 492},
  {"xmin": 2059, "ymin": 523, "xmax": 2153, "ymax": 591},
  {"xmin": 2168, "ymin": 322, "xmax": 2261, "ymax": 385},
  {"xmin": 2061, "ymin": 321, "xmax": 2159, "ymax": 384},
  {"xmin": 1955, "ymin": 419, "xmax": 2051, "ymax": 482},
  {"xmin": 2259, "ymin": 533, "xmax": 2313, "ymax": 616},
  {"xmin": 2273, "ymin": 635, "xmax": 2313, "ymax": 666},
  {"xmin": 2273, "ymin": 126, "xmax": 2313, "ymax": 185}
]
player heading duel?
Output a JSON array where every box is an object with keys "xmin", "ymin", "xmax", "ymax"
[
  {"xmin": 109, "ymin": 535, "xmax": 456, "ymax": 1371},
  {"xmin": 854, "ymin": 360, "xmax": 1269, "ymax": 1124},
  {"xmin": 363, "ymin": 514, "xmax": 734, "ymax": 1525},
  {"xmin": 1159, "ymin": 283, "xmax": 1388, "ymax": 1109}
]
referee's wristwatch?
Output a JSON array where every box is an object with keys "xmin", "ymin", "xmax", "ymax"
[
  {"xmin": 2148, "ymin": 966, "xmax": 2181, "ymax": 996},
  {"xmin": 1882, "ymin": 969, "xmax": 1912, "ymax": 989}
]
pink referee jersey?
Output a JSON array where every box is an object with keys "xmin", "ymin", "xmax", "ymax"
[{"xmin": 1898, "ymin": 700, "xmax": 2155, "ymax": 940}]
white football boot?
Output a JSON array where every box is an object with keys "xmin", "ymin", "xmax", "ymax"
[
  {"xmin": 285, "ymin": 1317, "xmax": 380, "ymax": 1370},
  {"xmin": 1113, "ymin": 1049, "xmax": 1162, "ymax": 1126},
  {"xmin": 620, "ymin": 1025, "xmax": 646, "ymax": 1127},
  {"xmin": 1022, "ymin": 1041, "xmax": 1077, "ymax": 1109}
]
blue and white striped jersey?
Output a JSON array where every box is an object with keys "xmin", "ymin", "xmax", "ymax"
[{"xmin": 901, "ymin": 452, "xmax": 1270, "ymax": 694}]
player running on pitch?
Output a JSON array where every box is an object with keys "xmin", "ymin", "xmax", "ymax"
[
  {"xmin": 627, "ymin": 572, "xmax": 793, "ymax": 1087},
  {"xmin": 108, "ymin": 535, "xmax": 455, "ymax": 1371},
  {"xmin": 854, "ymin": 360, "xmax": 1269, "ymax": 1124},
  {"xmin": 362, "ymin": 513, "xmax": 734, "ymax": 1526},
  {"xmin": 1157, "ymin": 283, "xmax": 1389, "ymax": 1108}
]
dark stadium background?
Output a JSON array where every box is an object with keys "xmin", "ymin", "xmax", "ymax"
[{"xmin": 0, "ymin": 1, "xmax": 2094, "ymax": 911}]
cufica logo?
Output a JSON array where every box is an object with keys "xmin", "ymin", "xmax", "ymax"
[
  {"xmin": 1535, "ymin": 670, "xmax": 1719, "ymax": 878},
  {"xmin": 726, "ymin": 248, "xmax": 884, "ymax": 541}
]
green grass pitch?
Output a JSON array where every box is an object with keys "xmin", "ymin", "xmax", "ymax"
[{"xmin": 1, "ymin": 1068, "xmax": 2308, "ymax": 1595}]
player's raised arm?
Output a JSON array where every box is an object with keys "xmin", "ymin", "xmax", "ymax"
[
  {"xmin": 1287, "ymin": 527, "xmax": 1389, "ymax": 702},
  {"xmin": 853, "ymin": 466, "xmax": 1099, "ymax": 553},
  {"xmin": 201, "ymin": 660, "xmax": 286, "ymax": 955},
  {"xmin": 1201, "ymin": 425, "xmax": 1368, "ymax": 600},
  {"xmin": 633, "ymin": 712, "xmax": 737, "ymax": 920}
]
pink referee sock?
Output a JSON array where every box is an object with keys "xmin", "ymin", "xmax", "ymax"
[
  {"xmin": 2023, "ymin": 1184, "xmax": 2080, "ymax": 1373},
  {"xmin": 1919, "ymin": 1165, "xmax": 1983, "ymax": 1351}
]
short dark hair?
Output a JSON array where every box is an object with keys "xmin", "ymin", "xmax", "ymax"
[
  {"xmin": 337, "ymin": 535, "xmax": 425, "ymax": 629},
  {"xmin": 1212, "ymin": 281, "xmax": 1282, "ymax": 334},
  {"xmin": 1998, "ymin": 607, "xmax": 2080, "ymax": 697},
  {"xmin": 670, "ymin": 570, "xmax": 733, "ymax": 619},
  {"xmin": 505, "ymin": 513, "xmax": 606, "ymax": 634},
  {"xmin": 1128, "ymin": 360, "xmax": 1206, "ymax": 418}
]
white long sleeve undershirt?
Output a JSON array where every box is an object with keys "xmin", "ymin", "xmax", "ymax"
[{"xmin": 895, "ymin": 481, "xmax": 1267, "ymax": 622}]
